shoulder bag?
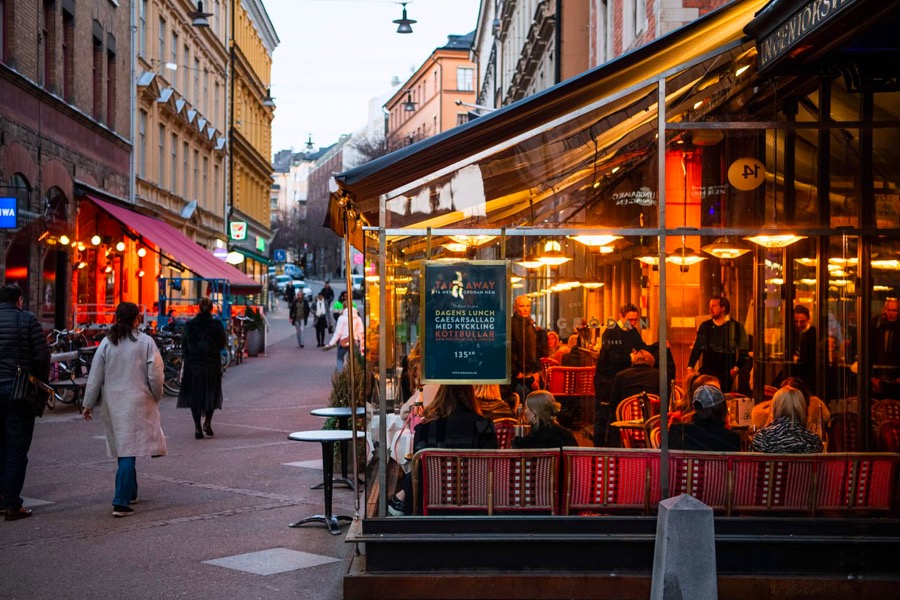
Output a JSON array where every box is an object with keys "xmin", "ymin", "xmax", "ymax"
[{"xmin": 11, "ymin": 312, "xmax": 45, "ymax": 417}]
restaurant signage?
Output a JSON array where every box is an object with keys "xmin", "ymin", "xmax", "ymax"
[
  {"xmin": 0, "ymin": 197, "xmax": 17, "ymax": 229},
  {"xmin": 756, "ymin": 0, "xmax": 859, "ymax": 71},
  {"xmin": 421, "ymin": 261, "xmax": 509, "ymax": 384},
  {"xmin": 229, "ymin": 221, "xmax": 247, "ymax": 240}
]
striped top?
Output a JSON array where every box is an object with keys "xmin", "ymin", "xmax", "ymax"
[{"xmin": 749, "ymin": 416, "xmax": 823, "ymax": 454}]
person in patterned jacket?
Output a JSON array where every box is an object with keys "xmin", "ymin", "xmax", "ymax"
[{"xmin": 749, "ymin": 386, "xmax": 823, "ymax": 454}]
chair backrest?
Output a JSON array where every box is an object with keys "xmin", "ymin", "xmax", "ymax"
[
  {"xmin": 872, "ymin": 400, "xmax": 900, "ymax": 432},
  {"xmin": 764, "ymin": 385, "xmax": 778, "ymax": 399},
  {"xmin": 546, "ymin": 366, "xmax": 595, "ymax": 397},
  {"xmin": 540, "ymin": 357, "xmax": 560, "ymax": 383},
  {"xmin": 644, "ymin": 415, "xmax": 661, "ymax": 449},
  {"xmin": 412, "ymin": 448, "xmax": 560, "ymax": 515},
  {"xmin": 615, "ymin": 394, "xmax": 659, "ymax": 448},
  {"xmin": 493, "ymin": 418, "xmax": 517, "ymax": 449},
  {"xmin": 876, "ymin": 419, "xmax": 900, "ymax": 453},
  {"xmin": 829, "ymin": 412, "xmax": 859, "ymax": 452}
]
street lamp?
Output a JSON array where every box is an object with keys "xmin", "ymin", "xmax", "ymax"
[
  {"xmin": 402, "ymin": 90, "xmax": 416, "ymax": 112},
  {"xmin": 189, "ymin": 1, "xmax": 212, "ymax": 28},
  {"xmin": 393, "ymin": 3, "xmax": 416, "ymax": 34},
  {"xmin": 262, "ymin": 88, "xmax": 276, "ymax": 108},
  {"xmin": 305, "ymin": 134, "xmax": 314, "ymax": 151}
]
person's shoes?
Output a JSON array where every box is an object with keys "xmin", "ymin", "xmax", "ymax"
[
  {"xmin": 112, "ymin": 505, "xmax": 134, "ymax": 517},
  {"xmin": 300, "ymin": 344, "xmax": 304, "ymax": 348},
  {"xmin": 387, "ymin": 495, "xmax": 407, "ymax": 517},
  {"xmin": 203, "ymin": 424, "xmax": 214, "ymax": 437},
  {"xmin": 195, "ymin": 428, "xmax": 204, "ymax": 439},
  {"xmin": 4, "ymin": 507, "xmax": 33, "ymax": 521}
]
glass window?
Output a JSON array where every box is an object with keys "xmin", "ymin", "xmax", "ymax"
[
  {"xmin": 158, "ymin": 17, "xmax": 165, "ymax": 69},
  {"xmin": 170, "ymin": 133, "xmax": 178, "ymax": 192},
  {"xmin": 158, "ymin": 124, "xmax": 166, "ymax": 187},
  {"xmin": 138, "ymin": 110, "xmax": 147, "ymax": 177},
  {"xmin": 0, "ymin": 0, "xmax": 6, "ymax": 63},
  {"xmin": 62, "ymin": 10, "xmax": 73, "ymax": 100},
  {"xmin": 171, "ymin": 31, "xmax": 178, "ymax": 72},
  {"xmin": 107, "ymin": 48, "xmax": 116, "ymax": 130},
  {"xmin": 92, "ymin": 34, "xmax": 102, "ymax": 120},
  {"xmin": 457, "ymin": 67, "xmax": 474, "ymax": 92},
  {"xmin": 182, "ymin": 141, "xmax": 189, "ymax": 197},
  {"xmin": 139, "ymin": 0, "xmax": 147, "ymax": 57},
  {"xmin": 193, "ymin": 57, "xmax": 199, "ymax": 101},
  {"xmin": 193, "ymin": 149, "xmax": 199, "ymax": 199},
  {"xmin": 182, "ymin": 44, "xmax": 190, "ymax": 94}
]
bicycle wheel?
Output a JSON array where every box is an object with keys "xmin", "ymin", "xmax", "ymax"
[
  {"xmin": 221, "ymin": 347, "xmax": 232, "ymax": 373},
  {"xmin": 163, "ymin": 352, "xmax": 183, "ymax": 396}
]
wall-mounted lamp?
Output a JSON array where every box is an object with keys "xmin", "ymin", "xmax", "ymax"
[
  {"xmin": 189, "ymin": 1, "xmax": 212, "ymax": 28},
  {"xmin": 262, "ymin": 88, "xmax": 276, "ymax": 108},
  {"xmin": 402, "ymin": 91, "xmax": 416, "ymax": 112},
  {"xmin": 393, "ymin": 2, "xmax": 416, "ymax": 34}
]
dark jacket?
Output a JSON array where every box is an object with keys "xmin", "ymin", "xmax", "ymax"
[
  {"xmin": 594, "ymin": 324, "xmax": 646, "ymax": 401},
  {"xmin": 749, "ymin": 416, "xmax": 823, "ymax": 454},
  {"xmin": 290, "ymin": 297, "xmax": 310, "ymax": 325},
  {"xmin": 511, "ymin": 313, "xmax": 539, "ymax": 379},
  {"xmin": 0, "ymin": 301, "xmax": 51, "ymax": 384},
  {"xmin": 687, "ymin": 318, "xmax": 749, "ymax": 393},
  {"xmin": 181, "ymin": 313, "xmax": 227, "ymax": 365},
  {"xmin": 669, "ymin": 418, "xmax": 741, "ymax": 452},
  {"xmin": 512, "ymin": 422, "xmax": 577, "ymax": 449},
  {"xmin": 611, "ymin": 364, "xmax": 660, "ymax": 407},
  {"xmin": 413, "ymin": 406, "xmax": 497, "ymax": 452}
]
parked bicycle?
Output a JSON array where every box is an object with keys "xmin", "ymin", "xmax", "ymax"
[{"xmin": 148, "ymin": 329, "xmax": 183, "ymax": 396}]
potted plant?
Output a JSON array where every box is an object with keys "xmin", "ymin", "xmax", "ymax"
[{"xmin": 243, "ymin": 306, "xmax": 265, "ymax": 357}]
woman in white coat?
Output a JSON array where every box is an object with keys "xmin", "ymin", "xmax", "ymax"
[
  {"xmin": 82, "ymin": 302, "xmax": 166, "ymax": 517},
  {"xmin": 324, "ymin": 305, "xmax": 364, "ymax": 372}
]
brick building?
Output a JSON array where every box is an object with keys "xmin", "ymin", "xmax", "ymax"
[{"xmin": 1, "ymin": 0, "xmax": 131, "ymax": 328}]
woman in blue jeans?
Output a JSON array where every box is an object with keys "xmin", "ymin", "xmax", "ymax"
[{"xmin": 82, "ymin": 302, "xmax": 167, "ymax": 517}]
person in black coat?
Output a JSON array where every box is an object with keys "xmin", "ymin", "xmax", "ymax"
[
  {"xmin": 177, "ymin": 298, "xmax": 227, "ymax": 439},
  {"xmin": 611, "ymin": 349, "xmax": 661, "ymax": 409},
  {"xmin": 686, "ymin": 296, "xmax": 749, "ymax": 394},
  {"xmin": 388, "ymin": 385, "xmax": 497, "ymax": 515},
  {"xmin": 0, "ymin": 284, "xmax": 51, "ymax": 521},
  {"xmin": 513, "ymin": 391, "xmax": 577, "ymax": 449},
  {"xmin": 669, "ymin": 385, "xmax": 741, "ymax": 452},
  {"xmin": 593, "ymin": 304, "xmax": 647, "ymax": 446},
  {"xmin": 790, "ymin": 305, "xmax": 817, "ymax": 393},
  {"xmin": 510, "ymin": 295, "xmax": 540, "ymax": 400},
  {"xmin": 289, "ymin": 294, "xmax": 310, "ymax": 348}
]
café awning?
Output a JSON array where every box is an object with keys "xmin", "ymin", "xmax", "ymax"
[
  {"xmin": 88, "ymin": 195, "xmax": 262, "ymax": 294},
  {"xmin": 334, "ymin": 0, "xmax": 768, "ymax": 230}
]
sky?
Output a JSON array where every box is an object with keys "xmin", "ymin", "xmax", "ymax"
[{"xmin": 264, "ymin": 0, "xmax": 482, "ymax": 157}]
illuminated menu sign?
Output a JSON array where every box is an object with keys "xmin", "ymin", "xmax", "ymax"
[{"xmin": 421, "ymin": 261, "xmax": 509, "ymax": 384}]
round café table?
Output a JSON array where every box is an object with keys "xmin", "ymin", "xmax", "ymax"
[
  {"xmin": 309, "ymin": 407, "xmax": 366, "ymax": 489},
  {"xmin": 288, "ymin": 429, "xmax": 365, "ymax": 535}
]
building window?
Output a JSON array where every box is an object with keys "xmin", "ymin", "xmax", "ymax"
[
  {"xmin": 107, "ymin": 47, "xmax": 116, "ymax": 130},
  {"xmin": 170, "ymin": 133, "xmax": 178, "ymax": 192},
  {"xmin": 214, "ymin": 163, "xmax": 219, "ymax": 208},
  {"xmin": 636, "ymin": 0, "xmax": 646, "ymax": 36},
  {"xmin": 202, "ymin": 156, "xmax": 208, "ymax": 199},
  {"xmin": 62, "ymin": 9, "xmax": 73, "ymax": 100},
  {"xmin": 42, "ymin": 0, "xmax": 56, "ymax": 90},
  {"xmin": 158, "ymin": 124, "xmax": 165, "ymax": 187},
  {"xmin": 0, "ymin": 0, "xmax": 6, "ymax": 64},
  {"xmin": 92, "ymin": 32, "xmax": 103, "ymax": 121},
  {"xmin": 139, "ymin": 110, "xmax": 147, "ymax": 178},
  {"xmin": 158, "ymin": 17, "xmax": 165, "ymax": 70},
  {"xmin": 171, "ymin": 31, "xmax": 178, "ymax": 77},
  {"xmin": 214, "ymin": 81, "xmax": 220, "ymax": 124},
  {"xmin": 457, "ymin": 67, "xmax": 474, "ymax": 91},
  {"xmin": 139, "ymin": 0, "xmax": 147, "ymax": 57},
  {"xmin": 193, "ymin": 149, "xmax": 199, "ymax": 199},
  {"xmin": 193, "ymin": 57, "xmax": 199, "ymax": 102},
  {"xmin": 202, "ymin": 68, "xmax": 208, "ymax": 115},
  {"xmin": 182, "ymin": 141, "xmax": 189, "ymax": 197},
  {"xmin": 456, "ymin": 113, "xmax": 468, "ymax": 126},
  {"xmin": 182, "ymin": 44, "xmax": 190, "ymax": 94}
]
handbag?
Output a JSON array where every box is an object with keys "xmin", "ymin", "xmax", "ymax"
[
  {"xmin": 11, "ymin": 313, "xmax": 45, "ymax": 417},
  {"xmin": 340, "ymin": 336, "xmax": 351, "ymax": 348}
]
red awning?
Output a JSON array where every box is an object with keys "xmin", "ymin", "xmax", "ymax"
[{"xmin": 88, "ymin": 195, "xmax": 262, "ymax": 294}]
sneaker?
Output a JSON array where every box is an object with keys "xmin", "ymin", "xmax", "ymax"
[
  {"xmin": 112, "ymin": 505, "xmax": 134, "ymax": 517},
  {"xmin": 387, "ymin": 495, "xmax": 407, "ymax": 517}
]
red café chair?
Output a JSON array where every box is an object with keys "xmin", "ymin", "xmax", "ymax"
[
  {"xmin": 545, "ymin": 366, "xmax": 594, "ymax": 398},
  {"xmin": 876, "ymin": 419, "xmax": 900, "ymax": 453},
  {"xmin": 872, "ymin": 399, "xmax": 900, "ymax": 434},
  {"xmin": 615, "ymin": 393, "xmax": 660, "ymax": 448},
  {"xmin": 828, "ymin": 412, "xmax": 859, "ymax": 452},
  {"xmin": 540, "ymin": 357, "xmax": 560, "ymax": 385},
  {"xmin": 493, "ymin": 418, "xmax": 517, "ymax": 449}
]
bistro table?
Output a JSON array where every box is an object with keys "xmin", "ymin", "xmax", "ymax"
[
  {"xmin": 288, "ymin": 429, "xmax": 365, "ymax": 535},
  {"xmin": 309, "ymin": 406, "xmax": 366, "ymax": 490}
]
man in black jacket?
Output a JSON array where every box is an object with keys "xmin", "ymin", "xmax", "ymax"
[
  {"xmin": 0, "ymin": 284, "xmax": 51, "ymax": 521},
  {"xmin": 510, "ymin": 295, "xmax": 540, "ymax": 403},
  {"xmin": 611, "ymin": 349, "xmax": 660, "ymax": 409},
  {"xmin": 593, "ymin": 304, "xmax": 647, "ymax": 446},
  {"xmin": 686, "ymin": 296, "xmax": 749, "ymax": 394}
]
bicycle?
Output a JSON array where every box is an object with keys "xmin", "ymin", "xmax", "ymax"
[{"xmin": 230, "ymin": 315, "xmax": 251, "ymax": 366}]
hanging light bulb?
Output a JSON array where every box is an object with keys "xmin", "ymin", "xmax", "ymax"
[
  {"xmin": 91, "ymin": 235, "xmax": 102, "ymax": 246},
  {"xmin": 137, "ymin": 248, "xmax": 147, "ymax": 257},
  {"xmin": 537, "ymin": 240, "xmax": 572, "ymax": 266},
  {"xmin": 59, "ymin": 235, "xmax": 70, "ymax": 246},
  {"xmin": 116, "ymin": 241, "xmax": 126, "ymax": 252}
]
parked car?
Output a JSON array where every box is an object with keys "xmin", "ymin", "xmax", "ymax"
[
  {"xmin": 351, "ymin": 274, "xmax": 365, "ymax": 299},
  {"xmin": 285, "ymin": 280, "xmax": 313, "ymax": 301},
  {"xmin": 273, "ymin": 274, "xmax": 292, "ymax": 293}
]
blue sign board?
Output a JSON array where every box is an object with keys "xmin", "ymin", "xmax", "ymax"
[
  {"xmin": 0, "ymin": 197, "xmax": 17, "ymax": 229},
  {"xmin": 273, "ymin": 249, "xmax": 286, "ymax": 263}
]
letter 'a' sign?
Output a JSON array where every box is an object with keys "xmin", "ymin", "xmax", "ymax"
[
  {"xmin": 0, "ymin": 197, "xmax": 17, "ymax": 229},
  {"xmin": 229, "ymin": 221, "xmax": 247, "ymax": 240},
  {"xmin": 421, "ymin": 261, "xmax": 509, "ymax": 384}
]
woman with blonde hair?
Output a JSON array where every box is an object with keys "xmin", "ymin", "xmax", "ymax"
[
  {"xmin": 749, "ymin": 386, "xmax": 823, "ymax": 454},
  {"xmin": 474, "ymin": 384, "xmax": 515, "ymax": 420},
  {"xmin": 512, "ymin": 391, "xmax": 577, "ymax": 449}
]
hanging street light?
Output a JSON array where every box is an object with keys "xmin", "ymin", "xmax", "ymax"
[{"xmin": 393, "ymin": 2, "xmax": 416, "ymax": 34}]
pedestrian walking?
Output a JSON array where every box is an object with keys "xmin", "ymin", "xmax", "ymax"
[
  {"xmin": 321, "ymin": 280, "xmax": 335, "ymax": 332},
  {"xmin": 324, "ymin": 305, "xmax": 364, "ymax": 372},
  {"xmin": 331, "ymin": 290, "xmax": 347, "ymax": 327},
  {"xmin": 82, "ymin": 302, "xmax": 167, "ymax": 517},
  {"xmin": 177, "ymin": 298, "xmax": 227, "ymax": 439},
  {"xmin": 313, "ymin": 292, "xmax": 329, "ymax": 347},
  {"xmin": 0, "ymin": 284, "xmax": 51, "ymax": 521},
  {"xmin": 289, "ymin": 293, "xmax": 310, "ymax": 348}
]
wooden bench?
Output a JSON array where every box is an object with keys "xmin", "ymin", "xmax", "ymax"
[
  {"xmin": 562, "ymin": 448, "xmax": 900, "ymax": 517},
  {"xmin": 411, "ymin": 448, "xmax": 560, "ymax": 515}
]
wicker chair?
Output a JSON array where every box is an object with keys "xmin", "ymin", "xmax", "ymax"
[
  {"xmin": 644, "ymin": 415, "xmax": 661, "ymax": 449},
  {"xmin": 615, "ymin": 393, "xmax": 660, "ymax": 448},
  {"xmin": 876, "ymin": 419, "xmax": 900, "ymax": 453},
  {"xmin": 872, "ymin": 399, "xmax": 900, "ymax": 434},
  {"xmin": 540, "ymin": 357, "xmax": 560, "ymax": 385},
  {"xmin": 493, "ymin": 418, "xmax": 518, "ymax": 449},
  {"xmin": 829, "ymin": 412, "xmax": 859, "ymax": 452},
  {"xmin": 545, "ymin": 366, "xmax": 594, "ymax": 398}
]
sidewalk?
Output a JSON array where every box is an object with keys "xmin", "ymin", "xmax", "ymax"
[{"xmin": 0, "ymin": 302, "xmax": 355, "ymax": 600}]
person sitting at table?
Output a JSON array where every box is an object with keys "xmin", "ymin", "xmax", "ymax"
[
  {"xmin": 512, "ymin": 391, "xmax": 577, "ymax": 449},
  {"xmin": 546, "ymin": 331, "xmax": 562, "ymax": 358},
  {"xmin": 749, "ymin": 386, "xmax": 823, "ymax": 454},
  {"xmin": 388, "ymin": 385, "xmax": 497, "ymax": 516},
  {"xmin": 669, "ymin": 373, "xmax": 720, "ymax": 427},
  {"xmin": 750, "ymin": 378, "xmax": 830, "ymax": 444},
  {"xmin": 669, "ymin": 385, "xmax": 740, "ymax": 452},
  {"xmin": 611, "ymin": 350, "xmax": 660, "ymax": 410},
  {"xmin": 552, "ymin": 334, "xmax": 579, "ymax": 364},
  {"xmin": 474, "ymin": 384, "xmax": 515, "ymax": 420}
]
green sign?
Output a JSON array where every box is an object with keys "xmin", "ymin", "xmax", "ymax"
[
  {"xmin": 421, "ymin": 260, "xmax": 509, "ymax": 384},
  {"xmin": 256, "ymin": 236, "xmax": 265, "ymax": 252}
]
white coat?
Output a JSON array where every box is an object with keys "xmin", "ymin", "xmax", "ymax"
[{"xmin": 82, "ymin": 331, "xmax": 167, "ymax": 458}]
